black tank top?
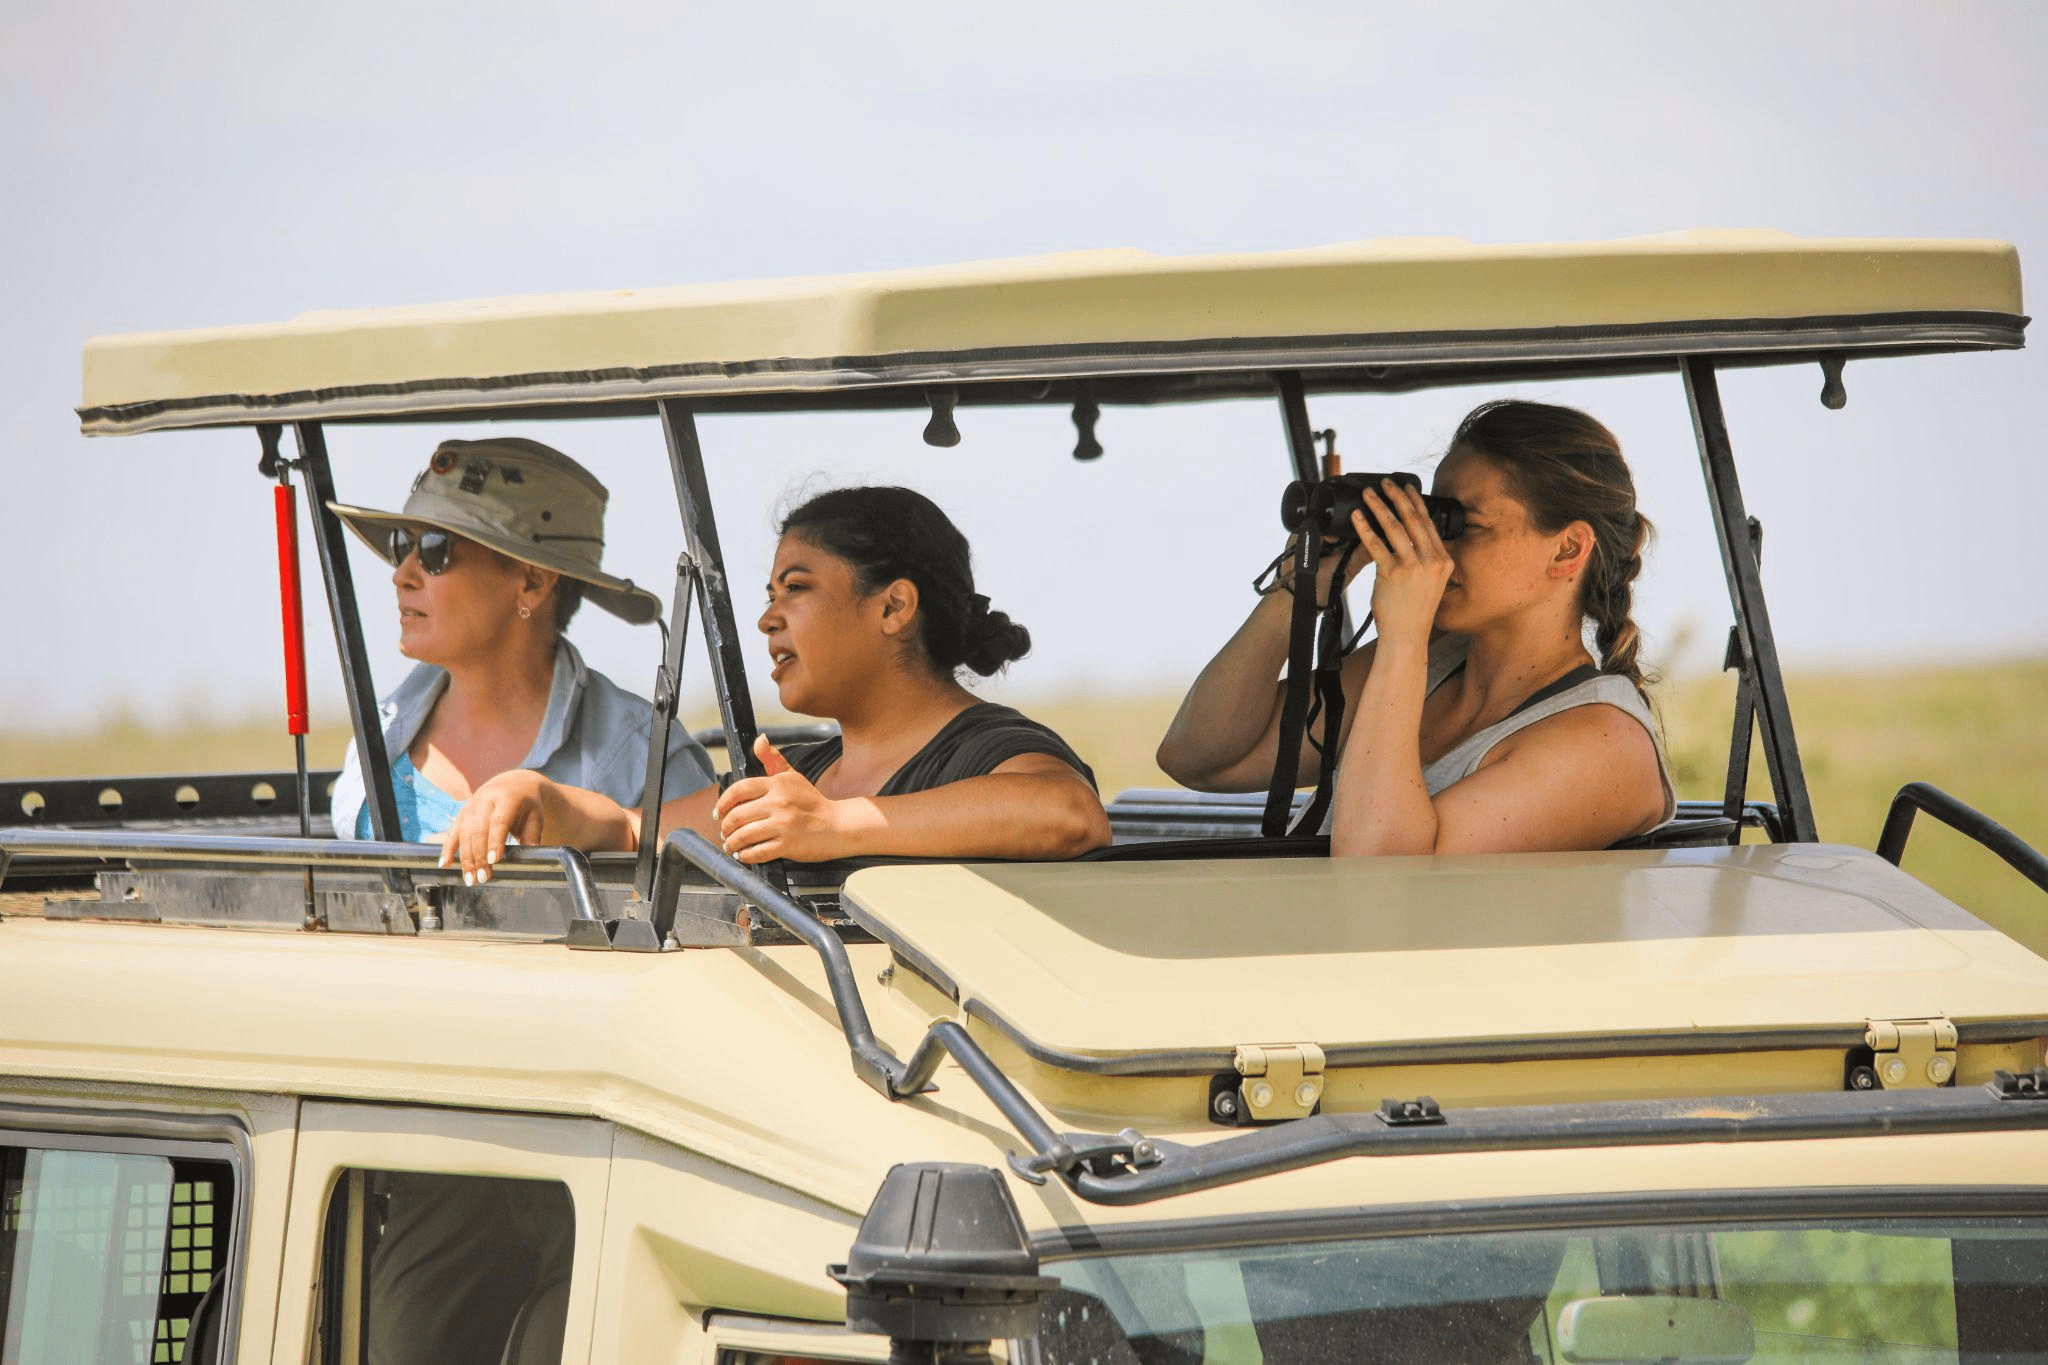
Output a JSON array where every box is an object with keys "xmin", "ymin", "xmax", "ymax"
[{"xmin": 782, "ymin": 703, "xmax": 1096, "ymax": 796}]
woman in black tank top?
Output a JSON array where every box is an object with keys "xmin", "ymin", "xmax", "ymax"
[{"xmin": 439, "ymin": 486, "xmax": 1108, "ymax": 868}]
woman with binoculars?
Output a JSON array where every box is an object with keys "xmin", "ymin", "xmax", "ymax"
[{"xmin": 1158, "ymin": 399, "xmax": 1675, "ymax": 856}]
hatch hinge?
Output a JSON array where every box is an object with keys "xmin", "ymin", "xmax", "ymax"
[
  {"xmin": 1216, "ymin": 1043, "xmax": 1327, "ymax": 1124},
  {"xmin": 1857, "ymin": 1018, "xmax": 1958, "ymax": 1090}
]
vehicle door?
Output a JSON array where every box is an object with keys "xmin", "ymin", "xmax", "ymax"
[{"xmin": 274, "ymin": 1102, "xmax": 612, "ymax": 1365}]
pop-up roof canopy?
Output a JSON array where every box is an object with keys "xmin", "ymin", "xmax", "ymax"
[{"xmin": 79, "ymin": 230, "xmax": 2025, "ymax": 435}]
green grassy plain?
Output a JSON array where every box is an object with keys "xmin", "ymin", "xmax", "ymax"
[{"xmin": 5, "ymin": 660, "xmax": 2044, "ymax": 947}]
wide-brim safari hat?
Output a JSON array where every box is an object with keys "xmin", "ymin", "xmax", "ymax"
[{"xmin": 328, "ymin": 436, "xmax": 661, "ymax": 625}]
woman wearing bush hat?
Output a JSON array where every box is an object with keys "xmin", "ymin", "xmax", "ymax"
[{"xmin": 326, "ymin": 436, "xmax": 715, "ymax": 859}]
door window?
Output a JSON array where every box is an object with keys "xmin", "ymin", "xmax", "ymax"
[
  {"xmin": 313, "ymin": 1169, "xmax": 574, "ymax": 1365},
  {"xmin": 0, "ymin": 1141, "xmax": 235, "ymax": 1365}
]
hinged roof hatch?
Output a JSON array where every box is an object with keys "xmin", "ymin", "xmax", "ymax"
[{"xmin": 841, "ymin": 845, "xmax": 2048, "ymax": 1112}]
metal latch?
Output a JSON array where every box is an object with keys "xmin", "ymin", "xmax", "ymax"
[
  {"xmin": 1377, "ymin": 1095, "xmax": 1445, "ymax": 1127},
  {"xmin": 1989, "ymin": 1068, "xmax": 2048, "ymax": 1100},
  {"xmin": 1859, "ymin": 1018, "xmax": 1958, "ymax": 1090},
  {"xmin": 1227, "ymin": 1043, "xmax": 1326, "ymax": 1123}
]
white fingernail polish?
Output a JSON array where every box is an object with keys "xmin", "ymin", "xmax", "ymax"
[
  {"xmin": 486, "ymin": 849, "xmax": 498, "ymax": 864},
  {"xmin": 463, "ymin": 871, "xmax": 475, "ymax": 887}
]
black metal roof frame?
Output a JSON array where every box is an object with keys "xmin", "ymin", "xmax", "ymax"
[{"xmin": 212, "ymin": 349, "xmax": 1846, "ymax": 861}]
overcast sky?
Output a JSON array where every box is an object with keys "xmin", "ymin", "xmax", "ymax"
[{"xmin": 3, "ymin": 1, "xmax": 2044, "ymax": 737}]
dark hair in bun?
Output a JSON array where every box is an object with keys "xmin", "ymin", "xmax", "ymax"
[{"xmin": 779, "ymin": 486, "xmax": 1031, "ymax": 678}]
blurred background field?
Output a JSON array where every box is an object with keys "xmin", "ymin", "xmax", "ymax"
[{"xmin": 4, "ymin": 659, "xmax": 2044, "ymax": 948}]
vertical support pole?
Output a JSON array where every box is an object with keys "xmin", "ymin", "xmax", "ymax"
[
  {"xmin": 1262, "ymin": 373, "xmax": 1325, "ymax": 836},
  {"xmin": 1682, "ymin": 359, "xmax": 1818, "ymax": 842},
  {"xmin": 1721, "ymin": 517, "xmax": 1763, "ymax": 841},
  {"xmin": 295, "ymin": 422, "xmax": 404, "ymax": 846},
  {"xmin": 632, "ymin": 556, "xmax": 697, "ymax": 904},
  {"xmin": 658, "ymin": 399, "xmax": 787, "ymax": 891},
  {"xmin": 1276, "ymin": 372, "xmax": 1320, "ymax": 486},
  {"xmin": 658, "ymin": 401, "xmax": 764, "ymax": 776}
]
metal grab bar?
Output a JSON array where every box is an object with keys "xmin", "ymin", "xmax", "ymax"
[
  {"xmin": 658, "ymin": 831, "xmax": 909, "ymax": 1094},
  {"xmin": 557, "ymin": 848, "xmax": 605, "ymax": 923},
  {"xmin": 657, "ymin": 831, "xmax": 1080, "ymax": 1171},
  {"xmin": 1065, "ymin": 1080, "xmax": 2048, "ymax": 1206},
  {"xmin": 0, "ymin": 827, "xmax": 587, "ymax": 879},
  {"xmin": 1876, "ymin": 782, "xmax": 2048, "ymax": 897}
]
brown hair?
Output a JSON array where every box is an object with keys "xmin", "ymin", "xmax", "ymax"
[
  {"xmin": 1450, "ymin": 399, "xmax": 1653, "ymax": 689},
  {"xmin": 550, "ymin": 578, "xmax": 584, "ymax": 634}
]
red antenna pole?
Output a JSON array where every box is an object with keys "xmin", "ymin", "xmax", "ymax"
[
  {"xmin": 275, "ymin": 480, "xmax": 311, "ymax": 741},
  {"xmin": 265, "ymin": 425, "xmax": 315, "ymax": 844}
]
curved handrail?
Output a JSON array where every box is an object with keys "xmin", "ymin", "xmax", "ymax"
[
  {"xmin": 556, "ymin": 848, "xmax": 605, "ymax": 923},
  {"xmin": 1876, "ymin": 782, "xmax": 2048, "ymax": 897},
  {"xmin": 656, "ymin": 831, "xmax": 1075, "ymax": 1168},
  {"xmin": 0, "ymin": 827, "xmax": 577, "ymax": 876}
]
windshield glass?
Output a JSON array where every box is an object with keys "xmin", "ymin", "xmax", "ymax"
[{"xmin": 1043, "ymin": 1215, "xmax": 2048, "ymax": 1364}]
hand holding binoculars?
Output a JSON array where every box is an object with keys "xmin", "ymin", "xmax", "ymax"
[{"xmin": 1280, "ymin": 472, "xmax": 1466, "ymax": 549}]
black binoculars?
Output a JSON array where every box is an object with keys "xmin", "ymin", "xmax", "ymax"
[{"xmin": 1280, "ymin": 472, "xmax": 1466, "ymax": 548}]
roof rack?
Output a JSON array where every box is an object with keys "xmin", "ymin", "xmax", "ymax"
[{"xmin": 0, "ymin": 827, "xmax": 843, "ymax": 950}]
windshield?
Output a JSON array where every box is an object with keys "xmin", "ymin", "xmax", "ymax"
[{"xmin": 1042, "ymin": 1214, "xmax": 2048, "ymax": 1364}]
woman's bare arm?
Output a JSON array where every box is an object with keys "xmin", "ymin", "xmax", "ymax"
[
  {"xmin": 1338, "ymin": 704, "xmax": 1664, "ymax": 856},
  {"xmin": 715, "ymin": 741, "xmax": 1108, "ymax": 863},
  {"xmin": 1157, "ymin": 573, "xmax": 1380, "ymax": 793},
  {"xmin": 444, "ymin": 741, "xmax": 1107, "ymax": 876},
  {"xmin": 439, "ymin": 770, "xmax": 640, "ymax": 882},
  {"xmin": 1424, "ymin": 706, "xmax": 1666, "ymax": 854}
]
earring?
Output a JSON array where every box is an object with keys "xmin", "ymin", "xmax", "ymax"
[{"xmin": 518, "ymin": 605, "xmax": 532, "ymax": 620}]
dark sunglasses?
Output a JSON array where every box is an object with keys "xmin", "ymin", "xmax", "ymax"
[{"xmin": 388, "ymin": 527, "xmax": 458, "ymax": 575}]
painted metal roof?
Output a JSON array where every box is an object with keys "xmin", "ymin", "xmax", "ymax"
[
  {"xmin": 78, "ymin": 230, "xmax": 2024, "ymax": 434},
  {"xmin": 843, "ymin": 845, "xmax": 2048, "ymax": 1074}
]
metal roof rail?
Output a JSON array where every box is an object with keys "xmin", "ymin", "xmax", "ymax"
[
  {"xmin": 1878, "ymin": 782, "xmax": 2048, "ymax": 898},
  {"xmin": 0, "ymin": 829, "xmax": 749, "ymax": 946}
]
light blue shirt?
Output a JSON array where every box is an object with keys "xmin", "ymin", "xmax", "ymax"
[
  {"xmin": 331, "ymin": 638, "xmax": 717, "ymax": 842},
  {"xmin": 354, "ymin": 751, "xmax": 465, "ymax": 843}
]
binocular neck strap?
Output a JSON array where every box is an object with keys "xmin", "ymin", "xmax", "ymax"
[
  {"xmin": 1289, "ymin": 569, "xmax": 1355, "ymax": 838},
  {"xmin": 1262, "ymin": 534, "xmax": 1322, "ymax": 836},
  {"xmin": 1262, "ymin": 537, "xmax": 1358, "ymax": 839}
]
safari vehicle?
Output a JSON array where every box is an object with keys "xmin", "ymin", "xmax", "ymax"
[{"xmin": 6, "ymin": 231, "xmax": 2048, "ymax": 1364}]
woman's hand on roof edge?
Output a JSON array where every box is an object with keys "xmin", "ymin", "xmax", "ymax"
[
  {"xmin": 712, "ymin": 735, "xmax": 866, "ymax": 864},
  {"xmin": 440, "ymin": 769, "xmax": 554, "ymax": 884},
  {"xmin": 443, "ymin": 772, "xmax": 653, "ymax": 877}
]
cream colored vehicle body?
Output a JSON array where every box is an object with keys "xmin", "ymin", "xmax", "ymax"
[
  {"xmin": 7, "ymin": 850, "xmax": 2048, "ymax": 1362},
  {"xmin": 5, "ymin": 231, "xmax": 2045, "ymax": 1364}
]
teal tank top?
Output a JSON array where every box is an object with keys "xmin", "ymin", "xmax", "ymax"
[{"xmin": 355, "ymin": 750, "xmax": 466, "ymax": 843}]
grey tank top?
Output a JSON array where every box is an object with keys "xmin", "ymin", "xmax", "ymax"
[{"xmin": 1323, "ymin": 634, "xmax": 1677, "ymax": 830}]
